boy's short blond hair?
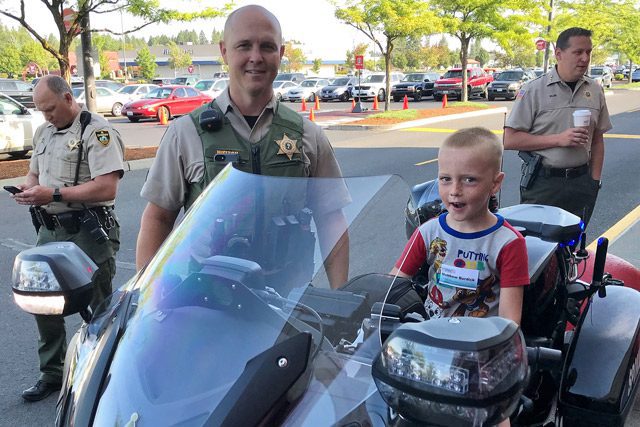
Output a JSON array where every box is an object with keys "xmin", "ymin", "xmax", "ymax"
[{"xmin": 440, "ymin": 127, "xmax": 503, "ymax": 171}]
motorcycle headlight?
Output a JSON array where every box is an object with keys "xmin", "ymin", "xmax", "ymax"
[
  {"xmin": 12, "ymin": 242, "xmax": 97, "ymax": 316},
  {"xmin": 373, "ymin": 317, "xmax": 528, "ymax": 426}
]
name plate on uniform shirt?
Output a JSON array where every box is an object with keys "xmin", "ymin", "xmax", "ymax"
[{"xmin": 438, "ymin": 265, "xmax": 479, "ymax": 290}]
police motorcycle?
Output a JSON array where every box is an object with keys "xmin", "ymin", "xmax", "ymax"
[
  {"xmin": 10, "ymin": 166, "xmax": 640, "ymax": 426},
  {"xmin": 405, "ymin": 179, "xmax": 640, "ymax": 425}
]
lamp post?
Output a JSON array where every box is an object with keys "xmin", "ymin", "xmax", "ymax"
[
  {"xmin": 120, "ymin": 10, "xmax": 127, "ymax": 82},
  {"xmin": 542, "ymin": 0, "xmax": 554, "ymax": 73}
]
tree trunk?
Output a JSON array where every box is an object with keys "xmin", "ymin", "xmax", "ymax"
[
  {"xmin": 460, "ymin": 37, "xmax": 470, "ymax": 102},
  {"xmin": 80, "ymin": 3, "xmax": 97, "ymax": 112},
  {"xmin": 384, "ymin": 38, "xmax": 394, "ymax": 112}
]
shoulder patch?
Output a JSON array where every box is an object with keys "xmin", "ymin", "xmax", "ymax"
[
  {"xmin": 95, "ymin": 130, "xmax": 111, "ymax": 146},
  {"xmin": 516, "ymin": 89, "xmax": 526, "ymax": 99}
]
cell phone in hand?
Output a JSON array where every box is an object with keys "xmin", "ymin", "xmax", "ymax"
[{"xmin": 3, "ymin": 185, "xmax": 23, "ymax": 194}]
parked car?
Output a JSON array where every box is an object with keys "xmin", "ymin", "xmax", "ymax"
[
  {"xmin": 588, "ymin": 66, "xmax": 613, "ymax": 88},
  {"xmin": 117, "ymin": 84, "xmax": 159, "ymax": 102},
  {"xmin": 320, "ymin": 76, "xmax": 356, "ymax": 102},
  {"xmin": 96, "ymin": 80, "xmax": 125, "ymax": 92},
  {"xmin": 285, "ymin": 78, "xmax": 331, "ymax": 102},
  {"xmin": 0, "ymin": 78, "xmax": 35, "ymax": 108},
  {"xmin": 172, "ymin": 76, "xmax": 199, "ymax": 86},
  {"xmin": 631, "ymin": 68, "xmax": 640, "ymax": 82},
  {"xmin": 151, "ymin": 78, "xmax": 175, "ymax": 86},
  {"xmin": 391, "ymin": 72, "xmax": 440, "ymax": 102},
  {"xmin": 532, "ymin": 68, "xmax": 545, "ymax": 78},
  {"xmin": 120, "ymin": 85, "xmax": 212, "ymax": 122},
  {"xmin": 274, "ymin": 72, "xmax": 306, "ymax": 84},
  {"xmin": 72, "ymin": 86, "xmax": 131, "ymax": 116},
  {"xmin": 487, "ymin": 69, "xmax": 533, "ymax": 101},
  {"xmin": 194, "ymin": 78, "xmax": 229, "ymax": 99},
  {"xmin": 0, "ymin": 93, "xmax": 45, "ymax": 158},
  {"xmin": 433, "ymin": 67, "xmax": 493, "ymax": 101},
  {"xmin": 272, "ymin": 81, "xmax": 298, "ymax": 101},
  {"xmin": 352, "ymin": 72, "xmax": 404, "ymax": 102}
]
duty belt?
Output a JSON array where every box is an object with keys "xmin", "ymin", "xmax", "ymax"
[
  {"xmin": 539, "ymin": 163, "xmax": 589, "ymax": 179},
  {"xmin": 31, "ymin": 206, "xmax": 115, "ymax": 232}
]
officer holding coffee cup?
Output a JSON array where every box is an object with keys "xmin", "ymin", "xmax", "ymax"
[{"xmin": 504, "ymin": 27, "xmax": 611, "ymax": 227}]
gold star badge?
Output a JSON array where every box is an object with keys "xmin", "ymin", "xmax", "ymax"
[
  {"xmin": 67, "ymin": 139, "xmax": 81, "ymax": 151},
  {"xmin": 275, "ymin": 133, "xmax": 300, "ymax": 160}
]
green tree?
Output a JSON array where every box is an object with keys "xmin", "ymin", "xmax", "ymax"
[
  {"xmin": 0, "ymin": 44, "xmax": 22, "ymax": 76},
  {"xmin": 98, "ymin": 51, "xmax": 109, "ymax": 78},
  {"xmin": 282, "ymin": 41, "xmax": 306, "ymax": 72},
  {"xmin": 136, "ymin": 45, "xmax": 157, "ymax": 80},
  {"xmin": 312, "ymin": 58, "xmax": 322, "ymax": 74},
  {"xmin": 167, "ymin": 41, "xmax": 192, "ymax": 73},
  {"xmin": 211, "ymin": 29, "xmax": 224, "ymax": 44},
  {"xmin": 334, "ymin": 0, "xmax": 440, "ymax": 111},
  {"xmin": 430, "ymin": 0, "xmax": 545, "ymax": 101},
  {"xmin": 198, "ymin": 30, "xmax": 208, "ymax": 44},
  {"xmin": 0, "ymin": 0, "xmax": 232, "ymax": 82},
  {"xmin": 607, "ymin": 0, "xmax": 640, "ymax": 82}
]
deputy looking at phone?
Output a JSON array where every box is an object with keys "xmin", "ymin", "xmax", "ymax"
[{"xmin": 8, "ymin": 75, "xmax": 125, "ymax": 403}]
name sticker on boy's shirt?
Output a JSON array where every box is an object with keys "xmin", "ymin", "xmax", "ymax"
[{"xmin": 438, "ymin": 265, "xmax": 479, "ymax": 290}]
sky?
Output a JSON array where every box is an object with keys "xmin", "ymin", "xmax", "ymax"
[{"xmin": 1, "ymin": 0, "xmax": 374, "ymax": 60}]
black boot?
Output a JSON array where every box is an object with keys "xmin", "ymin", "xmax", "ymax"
[{"xmin": 22, "ymin": 380, "xmax": 62, "ymax": 402}]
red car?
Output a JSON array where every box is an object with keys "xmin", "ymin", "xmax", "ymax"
[{"xmin": 121, "ymin": 85, "xmax": 212, "ymax": 122}]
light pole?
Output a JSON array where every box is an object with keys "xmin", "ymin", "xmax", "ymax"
[
  {"xmin": 542, "ymin": 0, "xmax": 554, "ymax": 73},
  {"xmin": 120, "ymin": 10, "xmax": 127, "ymax": 82}
]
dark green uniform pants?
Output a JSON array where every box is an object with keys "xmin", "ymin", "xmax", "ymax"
[
  {"xmin": 520, "ymin": 171, "xmax": 600, "ymax": 227},
  {"xmin": 34, "ymin": 223, "xmax": 119, "ymax": 384}
]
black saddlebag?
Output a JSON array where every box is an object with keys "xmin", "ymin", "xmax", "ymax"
[{"xmin": 559, "ymin": 285, "xmax": 640, "ymax": 426}]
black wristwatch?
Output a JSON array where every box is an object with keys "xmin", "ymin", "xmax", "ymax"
[{"xmin": 52, "ymin": 187, "xmax": 62, "ymax": 202}]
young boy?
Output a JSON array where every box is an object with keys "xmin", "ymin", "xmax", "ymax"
[{"xmin": 390, "ymin": 127, "xmax": 529, "ymax": 325}]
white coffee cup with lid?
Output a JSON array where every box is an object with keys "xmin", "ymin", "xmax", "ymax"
[{"xmin": 573, "ymin": 109, "xmax": 591, "ymax": 127}]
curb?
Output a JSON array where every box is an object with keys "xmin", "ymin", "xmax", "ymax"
[{"xmin": 325, "ymin": 107, "xmax": 509, "ymax": 131}]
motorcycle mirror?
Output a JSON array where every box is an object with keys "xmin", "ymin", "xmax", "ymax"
[
  {"xmin": 11, "ymin": 242, "xmax": 97, "ymax": 321},
  {"xmin": 591, "ymin": 237, "xmax": 609, "ymax": 295}
]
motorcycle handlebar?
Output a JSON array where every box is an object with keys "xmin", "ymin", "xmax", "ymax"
[{"xmin": 527, "ymin": 346, "xmax": 563, "ymax": 372}]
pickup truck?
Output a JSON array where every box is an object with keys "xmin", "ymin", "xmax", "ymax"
[{"xmin": 432, "ymin": 67, "xmax": 493, "ymax": 101}]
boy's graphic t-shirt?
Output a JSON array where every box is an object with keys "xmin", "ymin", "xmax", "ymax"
[{"xmin": 395, "ymin": 213, "xmax": 529, "ymax": 318}]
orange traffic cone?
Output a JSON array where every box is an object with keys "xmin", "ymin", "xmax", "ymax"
[
  {"xmin": 309, "ymin": 108, "xmax": 315, "ymax": 122},
  {"xmin": 351, "ymin": 98, "xmax": 356, "ymax": 111},
  {"xmin": 300, "ymin": 98, "xmax": 307, "ymax": 112},
  {"xmin": 442, "ymin": 94, "xmax": 448, "ymax": 109},
  {"xmin": 314, "ymin": 96, "xmax": 320, "ymax": 110},
  {"xmin": 158, "ymin": 107, "xmax": 168, "ymax": 125},
  {"xmin": 402, "ymin": 95, "xmax": 409, "ymax": 110},
  {"xmin": 372, "ymin": 96, "xmax": 379, "ymax": 111}
]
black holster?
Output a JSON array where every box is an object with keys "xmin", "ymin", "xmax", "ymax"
[
  {"xmin": 29, "ymin": 206, "xmax": 41, "ymax": 233},
  {"xmin": 519, "ymin": 151, "xmax": 543, "ymax": 190}
]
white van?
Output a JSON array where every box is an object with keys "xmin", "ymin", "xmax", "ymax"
[{"xmin": 351, "ymin": 72, "xmax": 404, "ymax": 101}]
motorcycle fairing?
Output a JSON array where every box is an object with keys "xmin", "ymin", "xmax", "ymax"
[
  {"xmin": 59, "ymin": 168, "xmax": 412, "ymax": 426},
  {"xmin": 560, "ymin": 285, "xmax": 640, "ymax": 425}
]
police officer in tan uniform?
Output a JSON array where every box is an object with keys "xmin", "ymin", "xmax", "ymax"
[
  {"xmin": 11, "ymin": 75, "xmax": 125, "ymax": 401},
  {"xmin": 136, "ymin": 5, "xmax": 349, "ymax": 288},
  {"xmin": 504, "ymin": 27, "xmax": 612, "ymax": 226}
]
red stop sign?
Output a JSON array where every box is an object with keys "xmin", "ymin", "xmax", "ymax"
[
  {"xmin": 188, "ymin": 65, "xmax": 194, "ymax": 74},
  {"xmin": 536, "ymin": 39, "xmax": 547, "ymax": 51},
  {"xmin": 63, "ymin": 8, "xmax": 76, "ymax": 32}
]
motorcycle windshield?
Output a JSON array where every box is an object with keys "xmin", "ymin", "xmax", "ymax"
[{"xmin": 92, "ymin": 166, "xmax": 412, "ymax": 426}]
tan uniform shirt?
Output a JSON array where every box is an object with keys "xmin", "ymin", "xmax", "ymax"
[
  {"xmin": 141, "ymin": 89, "xmax": 344, "ymax": 212},
  {"xmin": 29, "ymin": 110, "xmax": 126, "ymax": 214},
  {"xmin": 505, "ymin": 67, "xmax": 612, "ymax": 168}
]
